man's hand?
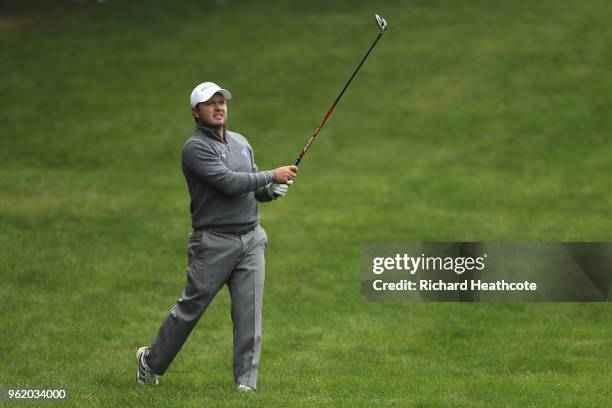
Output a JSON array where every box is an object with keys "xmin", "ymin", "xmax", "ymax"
[
  {"xmin": 273, "ymin": 165, "xmax": 298, "ymax": 183},
  {"xmin": 267, "ymin": 180, "xmax": 293, "ymax": 199}
]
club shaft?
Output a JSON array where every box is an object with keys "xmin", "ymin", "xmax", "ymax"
[{"xmin": 294, "ymin": 31, "xmax": 384, "ymax": 166}]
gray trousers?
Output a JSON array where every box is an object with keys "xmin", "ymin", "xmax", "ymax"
[{"xmin": 146, "ymin": 225, "xmax": 267, "ymax": 389}]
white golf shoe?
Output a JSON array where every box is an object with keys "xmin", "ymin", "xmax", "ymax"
[
  {"xmin": 136, "ymin": 347, "xmax": 159, "ymax": 385},
  {"xmin": 237, "ymin": 384, "xmax": 255, "ymax": 392}
]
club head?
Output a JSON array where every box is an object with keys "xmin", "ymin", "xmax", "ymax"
[{"xmin": 375, "ymin": 14, "xmax": 388, "ymax": 33}]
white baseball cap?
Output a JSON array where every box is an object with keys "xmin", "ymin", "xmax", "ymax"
[{"xmin": 190, "ymin": 82, "xmax": 232, "ymax": 108}]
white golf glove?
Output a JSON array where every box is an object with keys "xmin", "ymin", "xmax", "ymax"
[{"xmin": 267, "ymin": 180, "xmax": 293, "ymax": 199}]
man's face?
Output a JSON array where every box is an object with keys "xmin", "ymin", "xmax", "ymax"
[{"xmin": 192, "ymin": 92, "xmax": 227, "ymax": 128}]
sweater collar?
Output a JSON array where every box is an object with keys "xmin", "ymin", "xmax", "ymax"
[{"xmin": 196, "ymin": 123, "xmax": 227, "ymax": 143}]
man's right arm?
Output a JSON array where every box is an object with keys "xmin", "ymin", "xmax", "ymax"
[
  {"xmin": 182, "ymin": 141, "xmax": 274, "ymax": 195},
  {"xmin": 182, "ymin": 141, "xmax": 297, "ymax": 195}
]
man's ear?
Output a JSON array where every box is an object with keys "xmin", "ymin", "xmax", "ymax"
[{"xmin": 191, "ymin": 106, "xmax": 199, "ymax": 119}]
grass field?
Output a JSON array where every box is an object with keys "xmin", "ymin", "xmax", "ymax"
[{"xmin": 1, "ymin": 0, "xmax": 611, "ymax": 406}]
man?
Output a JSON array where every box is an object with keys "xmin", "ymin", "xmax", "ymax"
[{"xmin": 136, "ymin": 82, "xmax": 297, "ymax": 391}]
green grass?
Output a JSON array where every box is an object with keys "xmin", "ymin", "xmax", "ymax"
[{"xmin": 1, "ymin": 0, "xmax": 611, "ymax": 406}]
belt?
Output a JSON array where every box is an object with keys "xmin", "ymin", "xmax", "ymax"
[{"xmin": 194, "ymin": 224, "xmax": 257, "ymax": 235}]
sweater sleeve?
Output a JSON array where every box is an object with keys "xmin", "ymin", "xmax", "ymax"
[
  {"xmin": 250, "ymin": 144, "xmax": 275, "ymax": 202},
  {"xmin": 183, "ymin": 140, "xmax": 275, "ymax": 195}
]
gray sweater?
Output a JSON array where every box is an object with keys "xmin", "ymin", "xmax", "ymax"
[{"xmin": 182, "ymin": 124, "xmax": 276, "ymax": 232}]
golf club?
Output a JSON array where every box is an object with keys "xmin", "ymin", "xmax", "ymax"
[{"xmin": 293, "ymin": 14, "xmax": 388, "ymax": 167}]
